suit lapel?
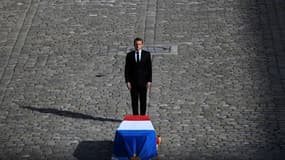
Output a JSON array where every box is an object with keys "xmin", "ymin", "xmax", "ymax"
[
  {"xmin": 140, "ymin": 50, "xmax": 145, "ymax": 62},
  {"xmin": 132, "ymin": 51, "xmax": 136, "ymax": 63}
]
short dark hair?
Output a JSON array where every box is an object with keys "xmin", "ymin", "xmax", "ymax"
[{"xmin": 134, "ymin": 37, "xmax": 144, "ymax": 44}]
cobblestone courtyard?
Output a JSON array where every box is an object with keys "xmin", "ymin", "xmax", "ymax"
[{"xmin": 1, "ymin": 0, "xmax": 285, "ymax": 159}]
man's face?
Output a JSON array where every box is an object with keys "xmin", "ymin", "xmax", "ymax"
[{"xmin": 134, "ymin": 40, "xmax": 143, "ymax": 51}]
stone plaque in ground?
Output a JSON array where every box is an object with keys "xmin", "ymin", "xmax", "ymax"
[{"xmin": 116, "ymin": 44, "xmax": 178, "ymax": 55}]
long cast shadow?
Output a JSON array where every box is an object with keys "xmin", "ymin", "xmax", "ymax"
[
  {"xmin": 73, "ymin": 141, "xmax": 113, "ymax": 160},
  {"xmin": 19, "ymin": 105, "xmax": 121, "ymax": 123}
]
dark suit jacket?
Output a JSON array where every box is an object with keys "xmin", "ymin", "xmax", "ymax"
[{"xmin": 125, "ymin": 50, "xmax": 152, "ymax": 87}]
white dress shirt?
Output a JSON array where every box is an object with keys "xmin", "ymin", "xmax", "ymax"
[{"xmin": 135, "ymin": 50, "xmax": 142, "ymax": 62}]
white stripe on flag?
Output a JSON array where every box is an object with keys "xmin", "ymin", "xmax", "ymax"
[{"xmin": 117, "ymin": 121, "xmax": 155, "ymax": 130}]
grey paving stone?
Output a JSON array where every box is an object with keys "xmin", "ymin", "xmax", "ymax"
[{"xmin": 0, "ymin": 0, "xmax": 285, "ymax": 160}]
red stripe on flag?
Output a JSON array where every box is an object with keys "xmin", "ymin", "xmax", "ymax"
[{"xmin": 124, "ymin": 115, "xmax": 151, "ymax": 121}]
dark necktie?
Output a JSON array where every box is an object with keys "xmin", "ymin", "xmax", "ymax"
[{"xmin": 136, "ymin": 52, "xmax": 139, "ymax": 62}]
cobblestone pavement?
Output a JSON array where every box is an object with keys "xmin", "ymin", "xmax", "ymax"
[{"xmin": 1, "ymin": 0, "xmax": 285, "ymax": 159}]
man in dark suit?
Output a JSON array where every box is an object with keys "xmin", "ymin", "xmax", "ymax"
[{"xmin": 125, "ymin": 37, "xmax": 152, "ymax": 115}]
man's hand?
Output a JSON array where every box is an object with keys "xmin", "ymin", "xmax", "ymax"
[
  {"xmin": 127, "ymin": 82, "xmax": 132, "ymax": 90},
  {"xmin": 147, "ymin": 82, "xmax": 152, "ymax": 89}
]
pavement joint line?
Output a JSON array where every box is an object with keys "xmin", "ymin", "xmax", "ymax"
[
  {"xmin": 0, "ymin": 0, "xmax": 40, "ymax": 105},
  {"xmin": 143, "ymin": 0, "xmax": 157, "ymax": 45},
  {"xmin": 265, "ymin": 0, "xmax": 285, "ymax": 93}
]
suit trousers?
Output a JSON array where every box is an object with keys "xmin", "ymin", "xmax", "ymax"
[{"xmin": 130, "ymin": 85, "xmax": 147, "ymax": 115}]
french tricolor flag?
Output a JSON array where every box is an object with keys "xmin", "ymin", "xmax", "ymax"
[{"xmin": 113, "ymin": 115, "xmax": 158, "ymax": 160}]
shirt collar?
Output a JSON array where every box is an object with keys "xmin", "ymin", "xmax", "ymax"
[{"xmin": 135, "ymin": 49, "xmax": 142, "ymax": 54}]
